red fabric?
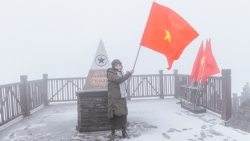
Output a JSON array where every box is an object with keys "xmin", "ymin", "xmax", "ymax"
[
  {"xmin": 140, "ymin": 2, "xmax": 199, "ymax": 70},
  {"xmin": 201, "ymin": 39, "xmax": 220, "ymax": 86},
  {"xmin": 190, "ymin": 41, "xmax": 205, "ymax": 82}
]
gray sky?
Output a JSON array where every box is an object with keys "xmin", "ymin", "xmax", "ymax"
[{"xmin": 1, "ymin": 0, "xmax": 250, "ymax": 94}]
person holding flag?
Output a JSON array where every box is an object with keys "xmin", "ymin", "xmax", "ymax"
[
  {"xmin": 107, "ymin": 59, "xmax": 134, "ymax": 140},
  {"xmin": 106, "ymin": 2, "xmax": 199, "ymax": 140}
]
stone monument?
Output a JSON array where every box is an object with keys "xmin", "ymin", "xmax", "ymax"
[
  {"xmin": 83, "ymin": 40, "xmax": 111, "ymax": 90},
  {"xmin": 76, "ymin": 39, "xmax": 111, "ymax": 132}
]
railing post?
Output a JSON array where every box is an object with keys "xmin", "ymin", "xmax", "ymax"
[
  {"xmin": 20, "ymin": 75, "xmax": 30, "ymax": 116},
  {"xmin": 43, "ymin": 74, "xmax": 48, "ymax": 106},
  {"xmin": 159, "ymin": 70, "xmax": 164, "ymax": 99},
  {"xmin": 126, "ymin": 71, "xmax": 131, "ymax": 101},
  {"xmin": 173, "ymin": 69, "xmax": 179, "ymax": 99},
  {"xmin": 221, "ymin": 69, "xmax": 231, "ymax": 121},
  {"xmin": 232, "ymin": 93, "xmax": 238, "ymax": 115}
]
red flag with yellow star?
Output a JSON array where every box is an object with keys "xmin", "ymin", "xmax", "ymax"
[
  {"xmin": 190, "ymin": 41, "xmax": 205, "ymax": 82},
  {"xmin": 140, "ymin": 2, "xmax": 199, "ymax": 70},
  {"xmin": 201, "ymin": 39, "xmax": 220, "ymax": 85}
]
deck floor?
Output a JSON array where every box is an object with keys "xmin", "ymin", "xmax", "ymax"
[{"xmin": 0, "ymin": 98, "xmax": 249, "ymax": 141}]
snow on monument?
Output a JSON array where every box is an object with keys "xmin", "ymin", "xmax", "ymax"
[{"xmin": 83, "ymin": 39, "xmax": 111, "ymax": 90}]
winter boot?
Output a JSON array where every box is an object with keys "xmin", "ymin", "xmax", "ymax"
[{"xmin": 122, "ymin": 124, "xmax": 128, "ymax": 138}]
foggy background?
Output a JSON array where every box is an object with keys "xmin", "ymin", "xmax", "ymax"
[{"xmin": 0, "ymin": 0, "xmax": 250, "ymax": 94}]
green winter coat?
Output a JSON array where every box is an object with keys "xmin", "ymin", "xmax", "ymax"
[{"xmin": 107, "ymin": 68, "xmax": 132, "ymax": 119}]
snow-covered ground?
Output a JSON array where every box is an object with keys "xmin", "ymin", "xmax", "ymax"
[{"xmin": 0, "ymin": 98, "xmax": 249, "ymax": 141}]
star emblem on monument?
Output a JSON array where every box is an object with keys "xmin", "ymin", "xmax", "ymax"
[
  {"xmin": 98, "ymin": 56, "xmax": 105, "ymax": 64},
  {"xmin": 95, "ymin": 54, "xmax": 107, "ymax": 67}
]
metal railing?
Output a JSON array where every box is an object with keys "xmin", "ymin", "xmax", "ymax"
[
  {"xmin": 0, "ymin": 69, "xmax": 233, "ymax": 127},
  {"xmin": 47, "ymin": 77, "xmax": 87, "ymax": 102},
  {"xmin": 0, "ymin": 82, "xmax": 24, "ymax": 126},
  {"xmin": 28, "ymin": 79, "xmax": 46, "ymax": 110}
]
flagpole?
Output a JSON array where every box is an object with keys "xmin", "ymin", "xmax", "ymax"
[
  {"xmin": 126, "ymin": 45, "xmax": 141, "ymax": 91},
  {"xmin": 133, "ymin": 45, "xmax": 142, "ymax": 69}
]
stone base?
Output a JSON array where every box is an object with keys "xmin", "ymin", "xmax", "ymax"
[{"xmin": 76, "ymin": 89, "xmax": 111, "ymax": 132}]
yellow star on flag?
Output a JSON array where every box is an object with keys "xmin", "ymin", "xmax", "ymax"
[
  {"xmin": 164, "ymin": 30, "xmax": 171, "ymax": 43},
  {"xmin": 201, "ymin": 56, "xmax": 205, "ymax": 65}
]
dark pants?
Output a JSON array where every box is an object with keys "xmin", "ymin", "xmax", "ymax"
[
  {"xmin": 110, "ymin": 114, "xmax": 127, "ymax": 129},
  {"xmin": 110, "ymin": 114, "xmax": 128, "ymax": 140}
]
